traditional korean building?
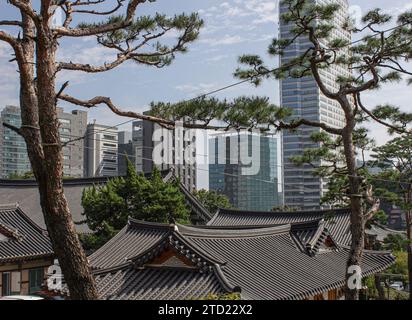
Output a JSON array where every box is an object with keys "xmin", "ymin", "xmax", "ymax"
[
  {"xmin": 0, "ymin": 204, "xmax": 54, "ymax": 297},
  {"xmin": 208, "ymin": 207, "xmax": 352, "ymax": 245},
  {"xmin": 89, "ymin": 218, "xmax": 394, "ymax": 300}
]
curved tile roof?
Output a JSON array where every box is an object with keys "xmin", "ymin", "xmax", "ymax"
[
  {"xmin": 208, "ymin": 207, "xmax": 352, "ymax": 245},
  {"xmin": 88, "ymin": 219, "xmax": 171, "ymax": 270},
  {"xmin": 91, "ymin": 218, "xmax": 395, "ymax": 300},
  {"xmin": 0, "ymin": 204, "xmax": 54, "ymax": 263},
  {"xmin": 96, "ymin": 265, "xmax": 228, "ymax": 300}
]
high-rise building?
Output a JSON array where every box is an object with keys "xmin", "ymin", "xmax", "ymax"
[
  {"xmin": 131, "ymin": 121, "xmax": 146, "ymax": 173},
  {"xmin": 0, "ymin": 106, "xmax": 31, "ymax": 178},
  {"xmin": 279, "ymin": 0, "xmax": 350, "ymax": 209},
  {"xmin": 58, "ymin": 108, "xmax": 87, "ymax": 177},
  {"xmin": 132, "ymin": 118, "xmax": 197, "ymax": 192},
  {"xmin": 209, "ymin": 132, "xmax": 281, "ymax": 211},
  {"xmin": 0, "ymin": 106, "xmax": 87, "ymax": 178},
  {"xmin": 117, "ymin": 131, "xmax": 133, "ymax": 176},
  {"xmin": 85, "ymin": 123, "xmax": 118, "ymax": 177}
]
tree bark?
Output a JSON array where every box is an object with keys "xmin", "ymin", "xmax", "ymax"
[
  {"xmin": 374, "ymin": 274, "xmax": 386, "ymax": 300},
  {"xmin": 34, "ymin": 18, "xmax": 98, "ymax": 300},
  {"xmin": 341, "ymin": 108, "xmax": 365, "ymax": 301},
  {"xmin": 11, "ymin": 6, "xmax": 98, "ymax": 300}
]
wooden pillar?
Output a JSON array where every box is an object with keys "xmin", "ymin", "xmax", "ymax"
[{"xmin": 21, "ymin": 270, "xmax": 29, "ymax": 295}]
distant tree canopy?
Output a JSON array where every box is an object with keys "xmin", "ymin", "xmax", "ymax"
[
  {"xmin": 7, "ymin": 171, "xmax": 74, "ymax": 180},
  {"xmin": 193, "ymin": 189, "xmax": 233, "ymax": 214},
  {"xmin": 272, "ymin": 205, "xmax": 298, "ymax": 212},
  {"xmin": 81, "ymin": 160, "xmax": 190, "ymax": 251},
  {"xmin": 386, "ymin": 251, "xmax": 409, "ymax": 281},
  {"xmin": 383, "ymin": 234, "xmax": 410, "ymax": 252},
  {"xmin": 7, "ymin": 171, "xmax": 34, "ymax": 180}
]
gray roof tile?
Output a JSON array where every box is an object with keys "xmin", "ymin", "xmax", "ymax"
[
  {"xmin": 91, "ymin": 219, "xmax": 395, "ymax": 300},
  {"xmin": 0, "ymin": 204, "xmax": 54, "ymax": 263},
  {"xmin": 208, "ymin": 208, "xmax": 352, "ymax": 245}
]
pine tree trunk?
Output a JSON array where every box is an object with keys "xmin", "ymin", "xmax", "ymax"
[
  {"xmin": 406, "ymin": 208, "xmax": 412, "ymax": 300},
  {"xmin": 15, "ymin": 13, "xmax": 98, "ymax": 300},
  {"xmin": 374, "ymin": 274, "xmax": 386, "ymax": 300},
  {"xmin": 342, "ymin": 119, "xmax": 365, "ymax": 300}
]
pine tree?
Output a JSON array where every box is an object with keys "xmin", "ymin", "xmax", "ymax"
[
  {"xmin": 81, "ymin": 160, "xmax": 190, "ymax": 251},
  {"xmin": 0, "ymin": 0, "xmax": 203, "ymax": 299},
  {"xmin": 147, "ymin": 1, "xmax": 412, "ymax": 299},
  {"xmin": 192, "ymin": 189, "xmax": 233, "ymax": 214},
  {"xmin": 370, "ymin": 135, "xmax": 412, "ymax": 299}
]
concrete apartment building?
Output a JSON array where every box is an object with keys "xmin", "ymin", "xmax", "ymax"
[
  {"xmin": 58, "ymin": 107, "xmax": 87, "ymax": 177},
  {"xmin": 0, "ymin": 106, "xmax": 87, "ymax": 178},
  {"xmin": 85, "ymin": 123, "xmax": 118, "ymax": 177},
  {"xmin": 280, "ymin": 0, "xmax": 350, "ymax": 209},
  {"xmin": 132, "ymin": 119, "xmax": 197, "ymax": 192}
]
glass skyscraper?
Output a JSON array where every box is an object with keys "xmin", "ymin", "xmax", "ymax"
[
  {"xmin": 280, "ymin": 0, "xmax": 351, "ymax": 209},
  {"xmin": 209, "ymin": 132, "xmax": 281, "ymax": 211},
  {"xmin": 0, "ymin": 106, "xmax": 31, "ymax": 178}
]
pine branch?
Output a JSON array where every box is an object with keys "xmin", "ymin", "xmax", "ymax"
[
  {"xmin": 0, "ymin": 20, "xmax": 23, "ymax": 27},
  {"xmin": 2, "ymin": 122, "xmax": 23, "ymax": 137},
  {"xmin": 355, "ymin": 92, "xmax": 410, "ymax": 134},
  {"xmin": 58, "ymin": 94, "xmax": 225, "ymax": 130},
  {"xmin": 54, "ymin": 0, "xmax": 146, "ymax": 37}
]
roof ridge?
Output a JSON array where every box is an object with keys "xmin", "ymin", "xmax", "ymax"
[
  {"xmin": 0, "ymin": 203, "xmax": 19, "ymax": 210},
  {"xmin": 216, "ymin": 207, "xmax": 351, "ymax": 216},
  {"xmin": 128, "ymin": 218, "xmax": 176, "ymax": 230},
  {"xmin": 0, "ymin": 221, "xmax": 22, "ymax": 240},
  {"xmin": 0, "ymin": 170, "xmax": 173, "ymax": 187},
  {"xmin": 178, "ymin": 181, "xmax": 212, "ymax": 221},
  {"xmin": 371, "ymin": 222, "xmax": 407, "ymax": 235},
  {"xmin": 340, "ymin": 245, "xmax": 395, "ymax": 256},
  {"xmin": 0, "ymin": 205, "xmax": 47, "ymax": 236},
  {"xmin": 306, "ymin": 220, "xmax": 326, "ymax": 249},
  {"xmin": 92, "ymin": 261, "xmax": 132, "ymax": 276},
  {"xmin": 177, "ymin": 223, "xmax": 292, "ymax": 238},
  {"xmin": 14, "ymin": 206, "xmax": 49, "ymax": 235}
]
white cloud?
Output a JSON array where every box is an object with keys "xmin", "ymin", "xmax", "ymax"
[
  {"xmin": 198, "ymin": 0, "xmax": 278, "ymax": 41},
  {"xmin": 58, "ymin": 44, "xmax": 115, "ymax": 66},
  {"xmin": 56, "ymin": 43, "xmax": 117, "ymax": 85},
  {"xmin": 200, "ymin": 34, "xmax": 247, "ymax": 46},
  {"xmin": 175, "ymin": 82, "xmax": 219, "ymax": 94},
  {"xmin": 205, "ymin": 54, "xmax": 230, "ymax": 63},
  {"xmin": 394, "ymin": 2, "xmax": 412, "ymax": 14}
]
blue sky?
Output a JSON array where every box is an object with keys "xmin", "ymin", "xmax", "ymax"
[{"xmin": 0, "ymin": 0, "xmax": 411, "ymax": 144}]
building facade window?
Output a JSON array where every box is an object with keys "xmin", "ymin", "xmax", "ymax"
[
  {"xmin": 1, "ymin": 271, "xmax": 21, "ymax": 296},
  {"xmin": 29, "ymin": 268, "xmax": 44, "ymax": 294}
]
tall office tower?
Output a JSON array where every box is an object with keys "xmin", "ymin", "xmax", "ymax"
[
  {"xmin": 57, "ymin": 108, "xmax": 87, "ymax": 177},
  {"xmin": 209, "ymin": 132, "xmax": 281, "ymax": 212},
  {"xmin": 0, "ymin": 106, "xmax": 31, "ymax": 178},
  {"xmin": 85, "ymin": 123, "xmax": 118, "ymax": 177},
  {"xmin": 117, "ymin": 131, "xmax": 133, "ymax": 176},
  {"xmin": 132, "ymin": 118, "xmax": 198, "ymax": 192},
  {"xmin": 280, "ymin": 0, "xmax": 350, "ymax": 209}
]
